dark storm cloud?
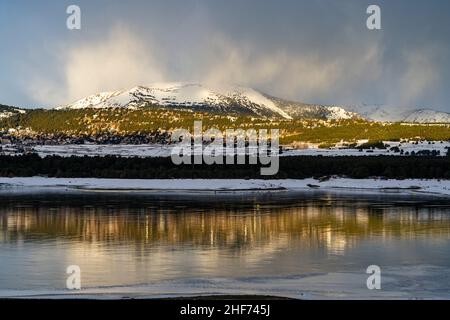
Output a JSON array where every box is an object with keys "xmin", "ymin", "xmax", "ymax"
[{"xmin": 0, "ymin": 0, "xmax": 449, "ymax": 111}]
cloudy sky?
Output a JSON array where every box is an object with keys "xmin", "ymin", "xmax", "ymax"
[{"xmin": 1, "ymin": 0, "xmax": 449, "ymax": 111}]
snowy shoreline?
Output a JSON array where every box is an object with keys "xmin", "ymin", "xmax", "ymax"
[{"xmin": 1, "ymin": 177, "xmax": 450, "ymax": 197}]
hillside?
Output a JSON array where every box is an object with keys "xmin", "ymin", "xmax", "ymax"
[
  {"xmin": 345, "ymin": 104, "xmax": 450, "ymax": 123},
  {"xmin": 0, "ymin": 104, "xmax": 25, "ymax": 119},
  {"xmin": 2, "ymin": 107, "xmax": 450, "ymax": 145},
  {"xmin": 2, "ymin": 82, "xmax": 450, "ymax": 145},
  {"xmin": 3, "ymin": 83, "xmax": 450, "ymax": 124},
  {"xmin": 403, "ymin": 110, "xmax": 450, "ymax": 123},
  {"xmin": 56, "ymin": 82, "xmax": 450, "ymax": 123},
  {"xmin": 58, "ymin": 82, "xmax": 360, "ymax": 121}
]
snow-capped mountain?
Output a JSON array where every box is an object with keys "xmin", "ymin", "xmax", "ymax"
[
  {"xmin": 55, "ymin": 83, "xmax": 450, "ymax": 123},
  {"xmin": 403, "ymin": 109, "xmax": 450, "ymax": 123},
  {"xmin": 59, "ymin": 83, "xmax": 292, "ymax": 119},
  {"xmin": 271, "ymin": 96, "xmax": 359, "ymax": 120},
  {"xmin": 345, "ymin": 104, "xmax": 412, "ymax": 122},
  {"xmin": 58, "ymin": 82, "xmax": 359, "ymax": 120},
  {"xmin": 345, "ymin": 104, "xmax": 450, "ymax": 123}
]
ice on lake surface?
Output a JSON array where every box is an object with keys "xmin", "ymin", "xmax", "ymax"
[{"xmin": 0, "ymin": 192, "xmax": 449, "ymax": 299}]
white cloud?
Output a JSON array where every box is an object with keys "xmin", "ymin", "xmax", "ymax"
[
  {"xmin": 29, "ymin": 25, "xmax": 167, "ymax": 106},
  {"xmin": 25, "ymin": 24, "xmax": 442, "ymax": 111},
  {"xmin": 65, "ymin": 26, "xmax": 167, "ymax": 103},
  {"xmin": 196, "ymin": 34, "xmax": 383, "ymax": 103}
]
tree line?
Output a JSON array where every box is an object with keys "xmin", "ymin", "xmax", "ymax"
[{"xmin": 1, "ymin": 154, "xmax": 450, "ymax": 179}]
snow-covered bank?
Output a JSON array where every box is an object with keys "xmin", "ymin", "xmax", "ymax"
[
  {"xmin": 2, "ymin": 140, "xmax": 446, "ymax": 158},
  {"xmin": 1, "ymin": 177, "xmax": 450, "ymax": 197}
]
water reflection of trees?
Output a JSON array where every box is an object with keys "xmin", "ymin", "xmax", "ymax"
[{"xmin": 1, "ymin": 204, "xmax": 450, "ymax": 251}]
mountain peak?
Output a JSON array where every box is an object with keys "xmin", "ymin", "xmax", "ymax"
[
  {"xmin": 57, "ymin": 82, "xmax": 293, "ymax": 119},
  {"xmin": 403, "ymin": 109, "xmax": 450, "ymax": 123},
  {"xmin": 56, "ymin": 82, "xmax": 370, "ymax": 121},
  {"xmin": 56, "ymin": 82, "xmax": 450, "ymax": 123}
]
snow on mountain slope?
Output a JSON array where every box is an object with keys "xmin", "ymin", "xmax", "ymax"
[
  {"xmin": 326, "ymin": 106, "xmax": 359, "ymax": 120},
  {"xmin": 59, "ymin": 82, "xmax": 293, "ymax": 119},
  {"xmin": 345, "ymin": 104, "xmax": 413, "ymax": 122},
  {"xmin": 58, "ymin": 82, "xmax": 364, "ymax": 120},
  {"xmin": 0, "ymin": 105, "xmax": 25, "ymax": 119},
  {"xmin": 57, "ymin": 82, "xmax": 450, "ymax": 122},
  {"xmin": 403, "ymin": 109, "xmax": 450, "ymax": 123},
  {"xmin": 346, "ymin": 104, "xmax": 450, "ymax": 123},
  {"xmin": 0, "ymin": 111, "xmax": 14, "ymax": 119},
  {"xmin": 270, "ymin": 95, "xmax": 359, "ymax": 120}
]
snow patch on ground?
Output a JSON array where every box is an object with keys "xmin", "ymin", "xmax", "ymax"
[
  {"xmin": 1, "ymin": 177, "xmax": 449, "ymax": 196},
  {"xmin": 284, "ymin": 140, "xmax": 450, "ymax": 157},
  {"xmin": 27, "ymin": 140, "xmax": 450, "ymax": 158},
  {"xmin": 33, "ymin": 144, "xmax": 173, "ymax": 158}
]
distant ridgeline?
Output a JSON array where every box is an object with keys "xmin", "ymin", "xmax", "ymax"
[
  {"xmin": 1, "ymin": 154, "xmax": 450, "ymax": 179},
  {"xmin": 1, "ymin": 107, "xmax": 450, "ymax": 145},
  {"xmin": 0, "ymin": 104, "xmax": 24, "ymax": 118}
]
